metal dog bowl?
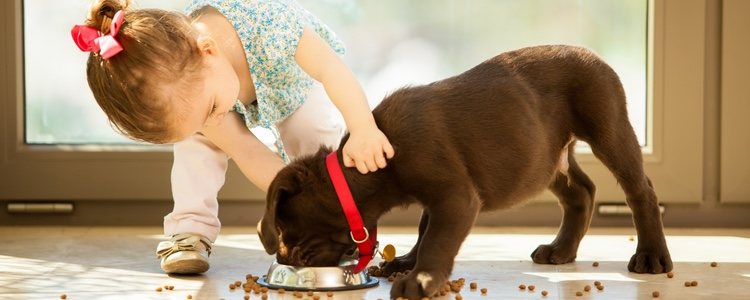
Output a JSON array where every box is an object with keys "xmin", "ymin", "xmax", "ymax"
[{"xmin": 257, "ymin": 259, "xmax": 379, "ymax": 291}]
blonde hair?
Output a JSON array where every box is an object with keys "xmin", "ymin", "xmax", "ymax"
[{"xmin": 84, "ymin": 0, "xmax": 203, "ymax": 143}]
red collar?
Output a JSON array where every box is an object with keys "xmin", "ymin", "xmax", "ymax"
[{"xmin": 325, "ymin": 151, "xmax": 377, "ymax": 273}]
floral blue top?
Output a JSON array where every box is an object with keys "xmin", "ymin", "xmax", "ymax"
[{"xmin": 185, "ymin": 0, "xmax": 346, "ymax": 161}]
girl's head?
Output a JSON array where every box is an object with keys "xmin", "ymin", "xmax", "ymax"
[{"xmin": 80, "ymin": 0, "xmax": 238, "ymax": 143}]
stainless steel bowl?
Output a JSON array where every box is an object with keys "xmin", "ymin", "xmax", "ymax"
[{"xmin": 256, "ymin": 259, "xmax": 379, "ymax": 291}]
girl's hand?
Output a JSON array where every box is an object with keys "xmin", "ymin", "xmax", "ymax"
[{"xmin": 342, "ymin": 127, "xmax": 395, "ymax": 174}]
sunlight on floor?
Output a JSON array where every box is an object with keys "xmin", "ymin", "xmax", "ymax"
[
  {"xmin": 524, "ymin": 271, "xmax": 643, "ymax": 283},
  {"xmin": 0, "ymin": 255, "xmax": 205, "ymax": 299}
]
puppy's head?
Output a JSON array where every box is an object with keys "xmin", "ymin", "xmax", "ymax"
[{"xmin": 258, "ymin": 150, "xmax": 359, "ymax": 267}]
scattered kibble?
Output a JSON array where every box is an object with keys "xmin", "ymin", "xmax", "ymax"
[
  {"xmin": 229, "ymin": 284, "xmax": 236, "ymax": 290},
  {"xmin": 519, "ymin": 284, "xmax": 526, "ymax": 290},
  {"xmin": 60, "ymin": 295, "xmax": 67, "ymax": 300},
  {"xmin": 307, "ymin": 291, "xmax": 314, "ymax": 296},
  {"xmin": 528, "ymin": 285, "xmax": 536, "ymax": 291},
  {"xmin": 243, "ymin": 295, "xmax": 249, "ymax": 300},
  {"xmin": 684, "ymin": 281, "xmax": 691, "ymax": 287},
  {"xmin": 187, "ymin": 295, "xmax": 192, "ymax": 299},
  {"xmin": 278, "ymin": 288, "xmax": 285, "ymax": 294},
  {"xmin": 470, "ymin": 282, "xmax": 477, "ymax": 290},
  {"xmin": 593, "ymin": 261, "xmax": 600, "ymax": 267},
  {"xmin": 455, "ymin": 295, "xmax": 463, "ymax": 300},
  {"xmin": 584, "ymin": 285, "xmax": 592, "ymax": 292},
  {"xmin": 594, "ymin": 281, "xmax": 602, "ymax": 286},
  {"xmin": 480, "ymin": 288, "xmax": 487, "ymax": 295},
  {"xmin": 667, "ymin": 272, "xmax": 674, "ymax": 278},
  {"xmin": 156, "ymin": 287, "xmax": 163, "ymax": 292},
  {"xmin": 541, "ymin": 290, "xmax": 548, "ymax": 296},
  {"xmin": 326, "ymin": 291, "xmax": 333, "ymax": 297},
  {"xmin": 691, "ymin": 281, "xmax": 698, "ymax": 286},
  {"xmin": 576, "ymin": 291, "xmax": 583, "ymax": 296},
  {"xmin": 596, "ymin": 285, "xmax": 604, "ymax": 291},
  {"xmin": 653, "ymin": 291, "xmax": 660, "ymax": 297},
  {"xmin": 711, "ymin": 262, "xmax": 718, "ymax": 267},
  {"xmin": 312, "ymin": 295, "xmax": 318, "ymax": 300}
]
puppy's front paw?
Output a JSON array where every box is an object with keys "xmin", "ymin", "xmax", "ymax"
[
  {"xmin": 628, "ymin": 248, "xmax": 673, "ymax": 273},
  {"xmin": 390, "ymin": 271, "xmax": 444, "ymax": 300},
  {"xmin": 531, "ymin": 243, "xmax": 577, "ymax": 264}
]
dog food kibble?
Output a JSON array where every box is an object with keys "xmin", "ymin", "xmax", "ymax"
[
  {"xmin": 653, "ymin": 291, "xmax": 660, "ymax": 298},
  {"xmin": 156, "ymin": 287, "xmax": 163, "ymax": 292},
  {"xmin": 307, "ymin": 291, "xmax": 314, "ymax": 296},
  {"xmin": 229, "ymin": 284, "xmax": 236, "ymax": 290},
  {"xmin": 243, "ymin": 295, "xmax": 249, "ymax": 300},
  {"xmin": 684, "ymin": 281, "xmax": 691, "ymax": 287},
  {"xmin": 628, "ymin": 235, "xmax": 635, "ymax": 241},
  {"xmin": 470, "ymin": 282, "xmax": 477, "ymax": 289},
  {"xmin": 187, "ymin": 295, "xmax": 192, "ymax": 299},
  {"xmin": 691, "ymin": 280, "xmax": 698, "ymax": 286},
  {"xmin": 327, "ymin": 291, "xmax": 333, "ymax": 297},
  {"xmin": 596, "ymin": 285, "xmax": 604, "ymax": 291},
  {"xmin": 455, "ymin": 295, "xmax": 463, "ymax": 300},
  {"xmin": 60, "ymin": 295, "xmax": 67, "ymax": 299},
  {"xmin": 594, "ymin": 281, "xmax": 602, "ymax": 286},
  {"xmin": 278, "ymin": 288, "xmax": 285, "ymax": 294},
  {"xmin": 312, "ymin": 295, "xmax": 319, "ymax": 300},
  {"xmin": 480, "ymin": 288, "xmax": 487, "ymax": 295},
  {"xmin": 711, "ymin": 262, "xmax": 718, "ymax": 267},
  {"xmin": 519, "ymin": 284, "xmax": 526, "ymax": 290},
  {"xmin": 593, "ymin": 261, "xmax": 600, "ymax": 267},
  {"xmin": 584, "ymin": 285, "xmax": 592, "ymax": 292},
  {"xmin": 528, "ymin": 285, "xmax": 536, "ymax": 291},
  {"xmin": 667, "ymin": 272, "xmax": 674, "ymax": 278},
  {"xmin": 576, "ymin": 291, "xmax": 583, "ymax": 296},
  {"xmin": 542, "ymin": 290, "xmax": 548, "ymax": 296}
]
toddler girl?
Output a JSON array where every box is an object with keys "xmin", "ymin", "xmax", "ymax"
[{"xmin": 72, "ymin": 0, "xmax": 394, "ymax": 274}]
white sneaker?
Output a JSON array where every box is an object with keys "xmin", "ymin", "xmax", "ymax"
[{"xmin": 156, "ymin": 233, "xmax": 212, "ymax": 274}]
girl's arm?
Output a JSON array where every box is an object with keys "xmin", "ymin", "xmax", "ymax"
[
  {"xmin": 201, "ymin": 112, "xmax": 285, "ymax": 193},
  {"xmin": 294, "ymin": 27, "xmax": 394, "ymax": 174}
]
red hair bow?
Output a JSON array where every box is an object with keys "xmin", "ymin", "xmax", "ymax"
[{"xmin": 71, "ymin": 10, "xmax": 125, "ymax": 60}]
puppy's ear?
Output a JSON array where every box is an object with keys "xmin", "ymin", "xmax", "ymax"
[{"xmin": 258, "ymin": 166, "xmax": 304, "ymax": 255}]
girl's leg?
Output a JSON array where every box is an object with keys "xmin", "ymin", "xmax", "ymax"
[
  {"xmin": 159, "ymin": 133, "xmax": 228, "ymax": 274},
  {"xmin": 164, "ymin": 133, "xmax": 228, "ymax": 241},
  {"xmin": 278, "ymin": 82, "xmax": 345, "ymax": 158}
]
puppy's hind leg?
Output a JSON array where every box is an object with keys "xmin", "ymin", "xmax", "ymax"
[
  {"xmin": 378, "ymin": 210, "xmax": 428, "ymax": 276},
  {"xmin": 588, "ymin": 124, "xmax": 672, "ymax": 273},
  {"xmin": 532, "ymin": 144, "xmax": 596, "ymax": 265}
]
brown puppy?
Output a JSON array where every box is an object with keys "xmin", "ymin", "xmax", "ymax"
[{"xmin": 258, "ymin": 45, "xmax": 672, "ymax": 299}]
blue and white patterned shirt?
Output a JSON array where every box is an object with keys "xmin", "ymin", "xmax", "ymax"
[{"xmin": 185, "ymin": 0, "xmax": 346, "ymax": 161}]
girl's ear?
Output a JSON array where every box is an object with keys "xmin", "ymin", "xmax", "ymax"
[{"xmin": 196, "ymin": 36, "xmax": 218, "ymax": 56}]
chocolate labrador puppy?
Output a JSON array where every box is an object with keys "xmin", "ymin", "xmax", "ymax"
[{"xmin": 258, "ymin": 45, "xmax": 672, "ymax": 299}]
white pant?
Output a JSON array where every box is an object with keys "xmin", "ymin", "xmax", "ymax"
[{"xmin": 163, "ymin": 83, "xmax": 344, "ymax": 241}]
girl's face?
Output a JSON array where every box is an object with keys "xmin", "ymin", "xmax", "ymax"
[{"xmin": 171, "ymin": 41, "xmax": 240, "ymax": 142}]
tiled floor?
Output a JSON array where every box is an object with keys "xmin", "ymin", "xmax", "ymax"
[{"xmin": 1, "ymin": 226, "xmax": 749, "ymax": 300}]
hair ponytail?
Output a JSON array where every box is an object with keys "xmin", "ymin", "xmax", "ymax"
[{"xmin": 87, "ymin": 0, "xmax": 130, "ymax": 35}]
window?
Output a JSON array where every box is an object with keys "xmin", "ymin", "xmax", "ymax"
[{"xmin": 1, "ymin": 0, "xmax": 705, "ymax": 206}]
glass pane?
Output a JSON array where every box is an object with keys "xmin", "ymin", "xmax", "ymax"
[
  {"xmin": 25, "ymin": 0, "xmax": 647, "ymax": 146},
  {"xmin": 299, "ymin": 0, "xmax": 648, "ymax": 147}
]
